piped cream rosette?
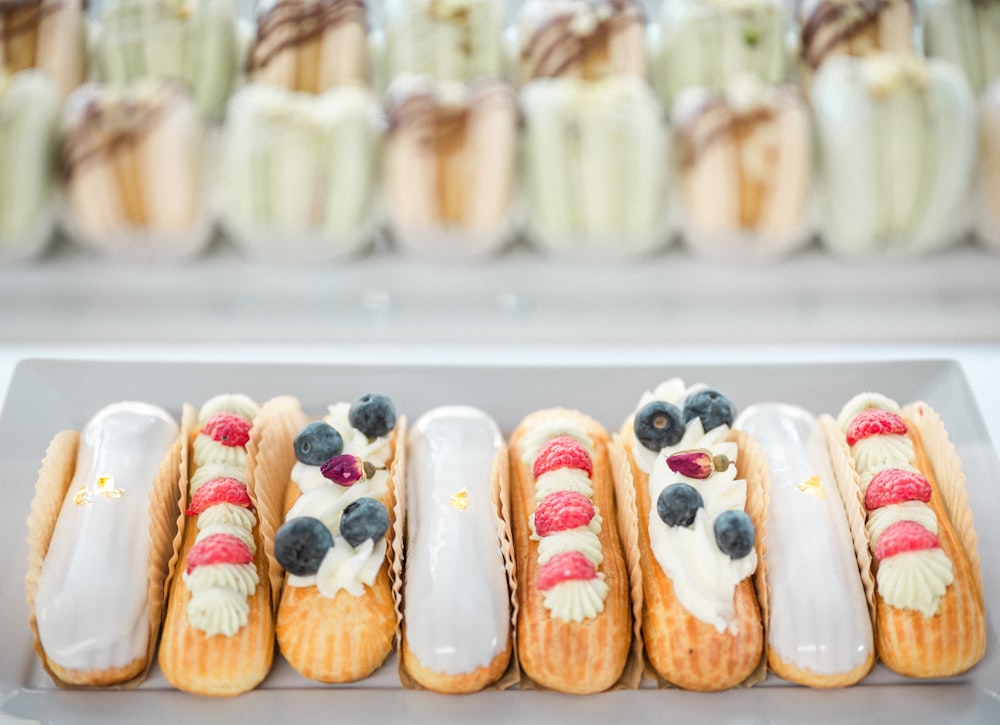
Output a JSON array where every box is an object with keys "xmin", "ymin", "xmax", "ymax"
[
  {"xmin": 811, "ymin": 53, "xmax": 976, "ymax": 257},
  {"xmin": 218, "ymin": 82, "xmax": 380, "ymax": 262}
]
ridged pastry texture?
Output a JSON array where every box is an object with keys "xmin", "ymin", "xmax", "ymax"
[
  {"xmin": 159, "ymin": 395, "xmax": 276, "ymax": 697},
  {"xmin": 274, "ymin": 402, "xmax": 403, "ymax": 684},
  {"xmin": 810, "ymin": 53, "xmax": 976, "ymax": 256},
  {"xmin": 922, "ymin": 0, "xmax": 1000, "ymax": 95},
  {"xmin": 520, "ymin": 74, "xmax": 668, "ymax": 258},
  {"xmin": 0, "ymin": 70, "xmax": 60, "ymax": 261},
  {"xmin": 827, "ymin": 394, "xmax": 986, "ymax": 678},
  {"xmin": 673, "ymin": 76, "xmax": 812, "ymax": 260},
  {"xmin": 98, "ymin": 0, "xmax": 239, "ymax": 117},
  {"xmin": 658, "ymin": 0, "xmax": 787, "ymax": 103},
  {"xmin": 517, "ymin": 0, "xmax": 648, "ymax": 85},
  {"xmin": 509, "ymin": 408, "xmax": 631, "ymax": 694},
  {"xmin": 220, "ymin": 82, "xmax": 379, "ymax": 262},
  {"xmin": 246, "ymin": 0, "xmax": 367, "ymax": 93}
]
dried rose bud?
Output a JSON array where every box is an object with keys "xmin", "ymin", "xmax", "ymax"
[
  {"xmin": 666, "ymin": 449, "xmax": 713, "ymax": 479},
  {"xmin": 321, "ymin": 454, "xmax": 365, "ymax": 487}
]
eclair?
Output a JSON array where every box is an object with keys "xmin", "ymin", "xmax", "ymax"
[
  {"xmin": 922, "ymin": 0, "xmax": 1000, "ymax": 94},
  {"xmin": 509, "ymin": 408, "xmax": 631, "ymax": 694},
  {"xmin": 615, "ymin": 379, "xmax": 764, "ymax": 691},
  {"xmin": 383, "ymin": 75, "xmax": 518, "ymax": 259},
  {"xmin": 978, "ymin": 80, "xmax": 1000, "ymax": 251},
  {"xmin": 274, "ymin": 394, "xmax": 403, "ymax": 683},
  {"xmin": 516, "ymin": 0, "xmax": 647, "ymax": 85},
  {"xmin": 28, "ymin": 402, "xmax": 181, "ymax": 687},
  {"xmin": 673, "ymin": 75, "xmax": 812, "ymax": 261},
  {"xmin": 158, "ymin": 394, "xmax": 280, "ymax": 697},
  {"xmin": 822, "ymin": 393, "xmax": 986, "ymax": 678},
  {"xmin": 246, "ymin": 0, "xmax": 368, "ymax": 93},
  {"xmin": 734, "ymin": 403, "xmax": 874, "ymax": 687},
  {"xmin": 401, "ymin": 406, "xmax": 514, "ymax": 693}
]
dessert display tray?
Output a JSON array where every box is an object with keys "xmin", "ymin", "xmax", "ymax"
[{"xmin": 1, "ymin": 357, "xmax": 998, "ymax": 723}]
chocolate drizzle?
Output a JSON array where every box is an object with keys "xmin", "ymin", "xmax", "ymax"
[
  {"xmin": 247, "ymin": 0, "xmax": 366, "ymax": 75},
  {"xmin": 800, "ymin": 0, "xmax": 913, "ymax": 69},
  {"xmin": 519, "ymin": 0, "xmax": 644, "ymax": 81},
  {"xmin": 1, "ymin": 0, "xmax": 63, "ymax": 70}
]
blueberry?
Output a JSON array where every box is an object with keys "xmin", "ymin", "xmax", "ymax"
[
  {"xmin": 656, "ymin": 483, "xmax": 704, "ymax": 528},
  {"xmin": 294, "ymin": 421, "xmax": 344, "ymax": 466},
  {"xmin": 683, "ymin": 389, "xmax": 736, "ymax": 432},
  {"xmin": 714, "ymin": 510, "xmax": 756, "ymax": 559},
  {"xmin": 349, "ymin": 393, "xmax": 396, "ymax": 439},
  {"xmin": 340, "ymin": 497, "xmax": 390, "ymax": 548},
  {"xmin": 634, "ymin": 401, "xmax": 685, "ymax": 451},
  {"xmin": 275, "ymin": 517, "xmax": 333, "ymax": 576}
]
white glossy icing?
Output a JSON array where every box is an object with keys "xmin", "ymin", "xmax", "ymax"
[
  {"xmin": 866, "ymin": 501, "xmax": 939, "ymax": 547},
  {"xmin": 734, "ymin": 403, "xmax": 873, "ymax": 677},
  {"xmin": 632, "ymin": 379, "xmax": 757, "ymax": 634},
  {"xmin": 404, "ymin": 406, "xmax": 510, "ymax": 676},
  {"xmin": 35, "ymin": 402, "xmax": 179, "ymax": 673},
  {"xmin": 540, "ymin": 575, "xmax": 609, "ymax": 623},
  {"xmin": 877, "ymin": 548, "xmax": 954, "ymax": 617}
]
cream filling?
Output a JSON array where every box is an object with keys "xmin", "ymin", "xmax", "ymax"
[
  {"xmin": 518, "ymin": 418, "xmax": 594, "ymax": 467},
  {"xmin": 197, "ymin": 503, "xmax": 257, "ymax": 531},
  {"xmin": 537, "ymin": 527, "xmax": 604, "ymax": 567},
  {"xmin": 877, "ymin": 548, "xmax": 954, "ymax": 617},
  {"xmin": 850, "ymin": 434, "xmax": 914, "ymax": 474},
  {"xmin": 541, "ymin": 574, "xmax": 609, "ymax": 623},
  {"xmin": 183, "ymin": 562, "xmax": 258, "ymax": 597},
  {"xmin": 534, "ymin": 467, "xmax": 594, "ymax": 500},
  {"xmin": 530, "ymin": 510, "xmax": 602, "ymax": 540},
  {"xmin": 185, "ymin": 586, "xmax": 251, "ymax": 637},
  {"xmin": 326, "ymin": 402, "xmax": 392, "ymax": 467},
  {"xmin": 190, "ymin": 462, "xmax": 247, "ymax": 493},
  {"xmin": 198, "ymin": 394, "xmax": 259, "ymax": 425},
  {"xmin": 836, "ymin": 392, "xmax": 903, "ymax": 431},
  {"xmin": 193, "ymin": 434, "xmax": 248, "ymax": 468},
  {"xmin": 866, "ymin": 501, "xmax": 939, "ymax": 549},
  {"xmin": 288, "ymin": 537, "xmax": 387, "ymax": 598},
  {"xmin": 196, "ymin": 520, "xmax": 256, "ymax": 553}
]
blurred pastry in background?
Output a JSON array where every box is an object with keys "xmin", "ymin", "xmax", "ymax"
[
  {"xmin": 978, "ymin": 80, "xmax": 1000, "ymax": 251},
  {"xmin": 798, "ymin": 0, "xmax": 914, "ymax": 86},
  {"xmin": 381, "ymin": 0, "xmax": 505, "ymax": 84},
  {"xmin": 97, "ymin": 0, "xmax": 240, "ymax": 117},
  {"xmin": 0, "ymin": 0, "xmax": 87, "ymax": 95},
  {"xmin": 673, "ymin": 75, "xmax": 812, "ymax": 261},
  {"xmin": 61, "ymin": 80, "xmax": 212, "ymax": 260},
  {"xmin": 516, "ymin": 0, "xmax": 647, "ymax": 85},
  {"xmin": 219, "ymin": 82, "xmax": 379, "ymax": 262},
  {"xmin": 520, "ymin": 74, "xmax": 668, "ymax": 259},
  {"xmin": 383, "ymin": 75, "xmax": 517, "ymax": 259},
  {"xmin": 921, "ymin": 0, "xmax": 1000, "ymax": 95},
  {"xmin": 811, "ymin": 53, "xmax": 976, "ymax": 256},
  {"xmin": 0, "ymin": 70, "xmax": 61, "ymax": 262},
  {"xmin": 657, "ymin": 0, "xmax": 786, "ymax": 104},
  {"xmin": 246, "ymin": 0, "xmax": 368, "ymax": 93}
]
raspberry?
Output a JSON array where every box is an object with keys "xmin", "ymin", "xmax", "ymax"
[
  {"xmin": 201, "ymin": 413, "xmax": 252, "ymax": 448},
  {"xmin": 864, "ymin": 468, "xmax": 932, "ymax": 511},
  {"xmin": 534, "ymin": 490, "xmax": 595, "ymax": 537},
  {"xmin": 846, "ymin": 409, "xmax": 908, "ymax": 446},
  {"xmin": 533, "ymin": 436, "xmax": 592, "ymax": 479},
  {"xmin": 537, "ymin": 551, "xmax": 597, "ymax": 591},
  {"xmin": 874, "ymin": 520, "xmax": 940, "ymax": 560},
  {"xmin": 186, "ymin": 477, "xmax": 252, "ymax": 516},
  {"xmin": 186, "ymin": 533, "xmax": 253, "ymax": 574}
]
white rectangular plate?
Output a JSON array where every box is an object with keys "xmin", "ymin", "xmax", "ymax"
[{"xmin": 1, "ymin": 358, "xmax": 998, "ymax": 723}]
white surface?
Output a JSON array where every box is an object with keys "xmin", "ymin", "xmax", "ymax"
[{"xmin": 1, "ymin": 353, "xmax": 999, "ymax": 724}]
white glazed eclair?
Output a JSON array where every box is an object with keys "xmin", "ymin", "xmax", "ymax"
[
  {"xmin": 811, "ymin": 53, "xmax": 976, "ymax": 256},
  {"xmin": 402, "ymin": 406, "xmax": 513, "ymax": 693},
  {"xmin": 31, "ymin": 402, "xmax": 181, "ymax": 687},
  {"xmin": 734, "ymin": 403, "xmax": 874, "ymax": 687},
  {"xmin": 219, "ymin": 82, "xmax": 380, "ymax": 262},
  {"xmin": 673, "ymin": 75, "xmax": 812, "ymax": 261},
  {"xmin": 246, "ymin": 0, "xmax": 368, "ymax": 93},
  {"xmin": 657, "ymin": 0, "xmax": 787, "ymax": 104}
]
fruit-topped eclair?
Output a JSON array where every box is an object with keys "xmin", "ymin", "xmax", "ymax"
[
  {"xmin": 508, "ymin": 408, "xmax": 631, "ymax": 693},
  {"xmin": 273, "ymin": 393, "xmax": 404, "ymax": 683},
  {"xmin": 0, "ymin": 0, "xmax": 88, "ymax": 96},
  {"xmin": 159, "ymin": 394, "xmax": 280, "ymax": 697},
  {"xmin": 28, "ymin": 402, "xmax": 182, "ymax": 687},
  {"xmin": 822, "ymin": 393, "xmax": 986, "ymax": 678},
  {"xmin": 615, "ymin": 379, "xmax": 764, "ymax": 691}
]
